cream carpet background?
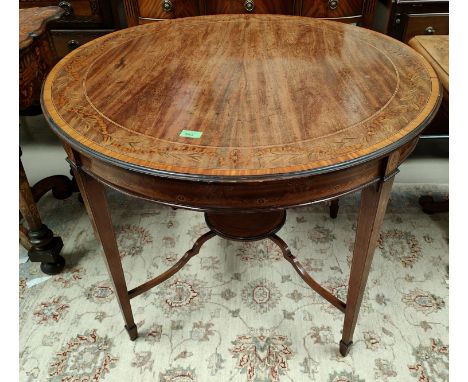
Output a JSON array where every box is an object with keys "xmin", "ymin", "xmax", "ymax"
[{"xmin": 19, "ymin": 184, "xmax": 448, "ymax": 382}]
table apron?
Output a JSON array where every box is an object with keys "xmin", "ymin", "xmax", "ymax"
[{"xmin": 65, "ymin": 137, "xmax": 417, "ymax": 212}]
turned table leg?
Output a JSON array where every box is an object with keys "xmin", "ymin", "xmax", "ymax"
[
  {"xmin": 19, "ymin": 157, "xmax": 65, "ymax": 275},
  {"xmin": 340, "ymin": 177, "xmax": 395, "ymax": 356},
  {"xmin": 72, "ymin": 167, "xmax": 138, "ymax": 340}
]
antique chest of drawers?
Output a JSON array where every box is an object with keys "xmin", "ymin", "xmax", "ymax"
[
  {"xmin": 19, "ymin": 1, "xmax": 123, "ymax": 58},
  {"xmin": 373, "ymin": 0, "xmax": 449, "ymax": 43},
  {"xmin": 125, "ymin": 0, "xmax": 378, "ymax": 27}
]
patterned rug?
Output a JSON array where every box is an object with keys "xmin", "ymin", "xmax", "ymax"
[{"xmin": 19, "ymin": 184, "xmax": 449, "ymax": 382}]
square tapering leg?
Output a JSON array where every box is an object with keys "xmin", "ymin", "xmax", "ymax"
[
  {"xmin": 340, "ymin": 177, "xmax": 395, "ymax": 356},
  {"xmin": 72, "ymin": 164, "xmax": 138, "ymax": 340}
]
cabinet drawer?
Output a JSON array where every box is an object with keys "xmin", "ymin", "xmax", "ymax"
[
  {"xmin": 205, "ymin": 0, "xmax": 294, "ymax": 15},
  {"xmin": 19, "ymin": 1, "xmax": 109, "ymax": 27},
  {"xmin": 51, "ymin": 29, "xmax": 112, "ymax": 58},
  {"xmin": 138, "ymin": 0, "xmax": 200, "ymax": 19},
  {"xmin": 402, "ymin": 13, "xmax": 449, "ymax": 43},
  {"xmin": 301, "ymin": 0, "xmax": 364, "ymax": 18}
]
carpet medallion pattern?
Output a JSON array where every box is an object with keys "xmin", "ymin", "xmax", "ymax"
[{"xmin": 19, "ymin": 185, "xmax": 448, "ymax": 381}]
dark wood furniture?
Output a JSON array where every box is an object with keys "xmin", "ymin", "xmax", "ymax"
[
  {"xmin": 373, "ymin": 0, "xmax": 448, "ymax": 43},
  {"xmin": 373, "ymin": 0, "xmax": 448, "ymax": 135},
  {"xmin": 19, "ymin": 1, "xmax": 122, "ymax": 59},
  {"xmin": 41, "ymin": 15, "xmax": 441, "ymax": 356},
  {"xmin": 408, "ymin": 35, "xmax": 448, "ymax": 214},
  {"xmin": 19, "ymin": 6, "xmax": 75, "ymax": 274},
  {"xmin": 409, "ymin": 34, "xmax": 448, "ymax": 134},
  {"xmin": 124, "ymin": 0, "xmax": 378, "ymax": 219},
  {"xmin": 20, "ymin": 6, "xmax": 64, "ymax": 114},
  {"xmin": 320, "ymin": 0, "xmax": 450, "ymax": 219},
  {"xmin": 124, "ymin": 0, "xmax": 378, "ymax": 27},
  {"xmin": 409, "ymin": 35, "xmax": 448, "ymax": 102}
]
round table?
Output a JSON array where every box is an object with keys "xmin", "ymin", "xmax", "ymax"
[{"xmin": 41, "ymin": 15, "xmax": 440, "ymax": 356}]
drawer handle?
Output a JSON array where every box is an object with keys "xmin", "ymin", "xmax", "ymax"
[
  {"xmin": 162, "ymin": 0, "xmax": 173, "ymax": 12},
  {"xmin": 328, "ymin": 0, "xmax": 339, "ymax": 10},
  {"xmin": 58, "ymin": 1, "xmax": 73, "ymax": 16},
  {"xmin": 425, "ymin": 26, "xmax": 436, "ymax": 35},
  {"xmin": 67, "ymin": 39, "xmax": 80, "ymax": 50},
  {"xmin": 244, "ymin": 0, "xmax": 255, "ymax": 12}
]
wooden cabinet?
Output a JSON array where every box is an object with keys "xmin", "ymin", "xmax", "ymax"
[
  {"xmin": 401, "ymin": 12, "xmax": 448, "ymax": 42},
  {"xmin": 301, "ymin": 0, "xmax": 364, "ymax": 20},
  {"xmin": 19, "ymin": 1, "xmax": 123, "ymax": 58},
  {"xmin": 373, "ymin": 0, "xmax": 449, "ymax": 42},
  {"xmin": 125, "ymin": 0, "xmax": 377, "ymax": 27},
  {"xmin": 371, "ymin": 0, "xmax": 449, "ymax": 136},
  {"xmin": 204, "ymin": 0, "xmax": 294, "ymax": 15},
  {"xmin": 139, "ymin": 0, "xmax": 201, "ymax": 19},
  {"xmin": 50, "ymin": 29, "xmax": 113, "ymax": 57}
]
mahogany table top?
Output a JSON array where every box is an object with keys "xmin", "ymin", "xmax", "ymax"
[
  {"xmin": 19, "ymin": 6, "xmax": 63, "ymax": 50},
  {"xmin": 42, "ymin": 15, "xmax": 440, "ymax": 180}
]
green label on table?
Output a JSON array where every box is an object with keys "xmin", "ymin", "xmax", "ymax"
[{"xmin": 180, "ymin": 130, "xmax": 203, "ymax": 139}]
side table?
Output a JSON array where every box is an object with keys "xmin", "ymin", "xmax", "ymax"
[
  {"xmin": 19, "ymin": 6, "xmax": 74, "ymax": 274},
  {"xmin": 408, "ymin": 35, "xmax": 449, "ymax": 214},
  {"xmin": 42, "ymin": 15, "xmax": 441, "ymax": 355}
]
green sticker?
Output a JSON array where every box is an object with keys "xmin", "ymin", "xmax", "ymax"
[{"xmin": 180, "ymin": 130, "xmax": 203, "ymax": 139}]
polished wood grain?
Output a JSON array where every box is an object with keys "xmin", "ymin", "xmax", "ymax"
[
  {"xmin": 43, "ymin": 15, "xmax": 440, "ymax": 179},
  {"xmin": 129, "ymin": 0, "xmax": 377, "ymax": 27},
  {"xmin": 124, "ymin": 0, "xmax": 141, "ymax": 26},
  {"xmin": 139, "ymin": 0, "xmax": 201, "ymax": 19},
  {"xmin": 205, "ymin": 0, "xmax": 294, "ymax": 15},
  {"xmin": 301, "ymin": 0, "xmax": 363, "ymax": 19},
  {"xmin": 43, "ymin": 15, "xmax": 442, "ymax": 356}
]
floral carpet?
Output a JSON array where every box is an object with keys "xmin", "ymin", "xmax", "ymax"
[{"xmin": 19, "ymin": 184, "xmax": 449, "ymax": 382}]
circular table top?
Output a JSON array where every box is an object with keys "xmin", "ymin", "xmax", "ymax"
[{"xmin": 42, "ymin": 15, "xmax": 440, "ymax": 180}]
